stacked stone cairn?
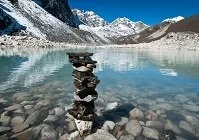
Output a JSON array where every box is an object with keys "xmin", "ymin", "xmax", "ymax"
[{"xmin": 66, "ymin": 52, "xmax": 100, "ymax": 136}]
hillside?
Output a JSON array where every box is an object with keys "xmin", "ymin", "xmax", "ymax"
[{"xmin": 167, "ymin": 14, "xmax": 199, "ymax": 33}]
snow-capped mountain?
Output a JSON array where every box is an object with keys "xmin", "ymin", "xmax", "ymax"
[
  {"xmin": 72, "ymin": 9, "xmax": 108, "ymax": 27},
  {"xmin": 73, "ymin": 9, "xmax": 149, "ymax": 39},
  {"xmin": 0, "ymin": 0, "xmax": 110, "ymax": 44},
  {"xmin": 162, "ymin": 16, "xmax": 184, "ymax": 23},
  {"xmin": 100, "ymin": 17, "xmax": 149, "ymax": 38}
]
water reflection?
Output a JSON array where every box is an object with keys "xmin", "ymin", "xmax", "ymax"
[{"xmin": 0, "ymin": 48, "xmax": 199, "ymax": 91}]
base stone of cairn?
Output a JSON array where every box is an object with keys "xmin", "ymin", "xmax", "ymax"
[{"xmin": 66, "ymin": 52, "xmax": 100, "ymax": 136}]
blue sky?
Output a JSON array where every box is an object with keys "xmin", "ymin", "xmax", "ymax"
[{"xmin": 68, "ymin": 0, "xmax": 199, "ymax": 25}]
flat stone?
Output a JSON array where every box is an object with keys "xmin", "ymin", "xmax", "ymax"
[
  {"xmin": 164, "ymin": 120, "xmax": 181, "ymax": 135},
  {"xmin": 129, "ymin": 108, "xmax": 144, "ymax": 120},
  {"xmin": 105, "ymin": 102, "xmax": 118, "ymax": 111},
  {"xmin": 75, "ymin": 119, "xmax": 93, "ymax": 136},
  {"xmin": 142, "ymin": 127, "xmax": 159, "ymax": 140},
  {"xmin": 5, "ymin": 104, "xmax": 22, "ymax": 111},
  {"xmin": 24, "ymin": 105, "xmax": 33, "ymax": 110},
  {"xmin": 54, "ymin": 107, "xmax": 65, "ymax": 117},
  {"xmin": 84, "ymin": 129, "xmax": 117, "ymax": 140},
  {"xmin": 119, "ymin": 134, "xmax": 135, "ymax": 140},
  {"xmin": 11, "ymin": 116, "xmax": 25, "ymax": 126},
  {"xmin": 183, "ymin": 104, "xmax": 199, "ymax": 112},
  {"xmin": 44, "ymin": 115, "xmax": 58, "ymax": 123},
  {"xmin": 175, "ymin": 94, "xmax": 189, "ymax": 102},
  {"xmin": 12, "ymin": 123, "xmax": 29, "ymax": 133},
  {"xmin": 102, "ymin": 121, "xmax": 115, "ymax": 131},
  {"xmin": 146, "ymin": 121, "xmax": 164, "ymax": 129},
  {"xmin": 74, "ymin": 94, "xmax": 98, "ymax": 102},
  {"xmin": 125, "ymin": 120, "xmax": 142, "ymax": 137},
  {"xmin": 179, "ymin": 121, "xmax": 195, "ymax": 134},
  {"xmin": 0, "ymin": 126, "xmax": 11, "ymax": 135}
]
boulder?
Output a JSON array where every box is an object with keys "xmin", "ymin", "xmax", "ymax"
[
  {"xmin": 129, "ymin": 108, "xmax": 144, "ymax": 120},
  {"xmin": 142, "ymin": 127, "xmax": 159, "ymax": 140},
  {"xmin": 125, "ymin": 120, "xmax": 142, "ymax": 137},
  {"xmin": 11, "ymin": 116, "xmax": 25, "ymax": 126},
  {"xmin": 40, "ymin": 124, "xmax": 58, "ymax": 140},
  {"xmin": 12, "ymin": 123, "xmax": 29, "ymax": 133}
]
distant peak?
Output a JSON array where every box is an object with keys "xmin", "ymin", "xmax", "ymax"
[{"xmin": 162, "ymin": 16, "xmax": 184, "ymax": 23}]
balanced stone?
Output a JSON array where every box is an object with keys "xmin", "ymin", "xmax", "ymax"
[{"xmin": 66, "ymin": 53, "xmax": 100, "ymax": 136}]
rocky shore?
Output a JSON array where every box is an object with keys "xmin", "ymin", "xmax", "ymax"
[
  {"xmin": 0, "ymin": 32, "xmax": 199, "ymax": 54},
  {"xmin": 0, "ymin": 81, "xmax": 199, "ymax": 140}
]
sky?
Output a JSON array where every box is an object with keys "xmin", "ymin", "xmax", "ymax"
[{"xmin": 68, "ymin": 0, "xmax": 199, "ymax": 25}]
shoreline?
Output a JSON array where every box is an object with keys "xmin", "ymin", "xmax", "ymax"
[{"xmin": 0, "ymin": 32, "xmax": 199, "ymax": 55}]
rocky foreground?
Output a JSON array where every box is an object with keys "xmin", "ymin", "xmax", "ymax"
[{"xmin": 0, "ymin": 80, "xmax": 199, "ymax": 140}]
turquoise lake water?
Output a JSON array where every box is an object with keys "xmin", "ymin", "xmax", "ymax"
[{"xmin": 0, "ymin": 48, "xmax": 199, "ymax": 139}]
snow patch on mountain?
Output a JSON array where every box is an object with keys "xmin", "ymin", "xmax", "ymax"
[
  {"xmin": 72, "ymin": 9, "xmax": 108, "ymax": 27},
  {"xmin": 162, "ymin": 16, "xmax": 184, "ymax": 23},
  {"xmin": 1, "ymin": 0, "xmax": 45, "ymax": 38}
]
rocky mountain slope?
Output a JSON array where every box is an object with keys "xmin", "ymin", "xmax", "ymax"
[
  {"xmin": 116, "ymin": 15, "xmax": 197, "ymax": 44},
  {"xmin": 167, "ymin": 14, "xmax": 199, "ymax": 33},
  {"xmin": 0, "ymin": 0, "xmax": 110, "ymax": 44}
]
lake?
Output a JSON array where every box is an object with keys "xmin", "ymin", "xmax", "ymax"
[{"xmin": 0, "ymin": 47, "xmax": 199, "ymax": 139}]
